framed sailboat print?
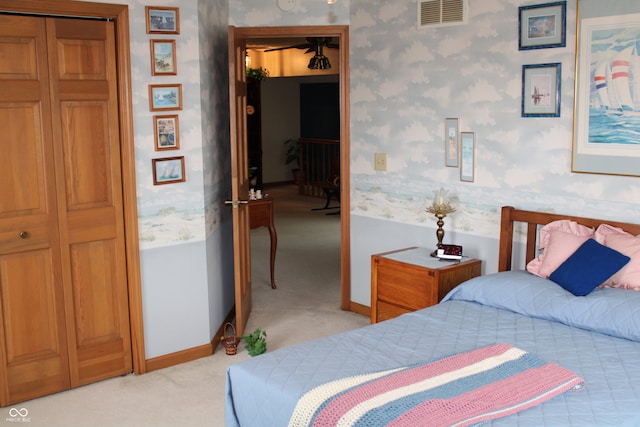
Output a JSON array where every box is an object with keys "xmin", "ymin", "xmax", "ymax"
[
  {"xmin": 152, "ymin": 156, "xmax": 185, "ymax": 185},
  {"xmin": 572, "ymin": 0, "xmax": 640, "ymax": 176},
  {"xmin": 521, "ymin": 63, "xmax": 561, "ymax": 117}
]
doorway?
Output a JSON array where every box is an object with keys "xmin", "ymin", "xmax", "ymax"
[{"xmin": 235, "ymin": 25, "xmax": 351, "ymax": 312}]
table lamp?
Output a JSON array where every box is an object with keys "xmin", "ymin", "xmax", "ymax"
[{"xmin": 426, "ymin": 187, "xmax": 456, "ymax": 257}]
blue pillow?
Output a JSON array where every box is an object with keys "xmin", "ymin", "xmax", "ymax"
[{"xmin": 549, "ymin": 239, "xmax": 630, "ymax": 296}]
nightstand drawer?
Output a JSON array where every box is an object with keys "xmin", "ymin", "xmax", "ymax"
[{"xmin": 376, "ymin": 263, "xmax": 435, "ymax": 310}]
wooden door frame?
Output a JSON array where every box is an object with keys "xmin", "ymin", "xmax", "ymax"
[
  {"xmin": 235, "ymin": 25, "xmax": 351, "ymax": 310},
  {"xmin": 2, "ymin": 0, "xmax": 146, "ymax": 374}
]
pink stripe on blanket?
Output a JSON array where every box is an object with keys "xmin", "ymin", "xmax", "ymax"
[
  {"xmin": 311, "ymin": 344, "xmax": 516, "ymax": 426},
  {"xmin": 388, "ymin": 363, "xmax": 583, "ymax": 427}
]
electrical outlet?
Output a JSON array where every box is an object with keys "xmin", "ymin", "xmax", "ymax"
[{"xmin": 374, "ymin": 153, "xmax": 387, "ymax": 171}]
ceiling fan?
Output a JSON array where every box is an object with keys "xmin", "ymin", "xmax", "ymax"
[{"xmin": 265, "ymin": 37, "xmax": 338, "ymax": 70}]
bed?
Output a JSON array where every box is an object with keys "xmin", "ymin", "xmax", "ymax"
[{"xmin": 225, "ymin": 206, "xmax": 640, "ymax": 426}]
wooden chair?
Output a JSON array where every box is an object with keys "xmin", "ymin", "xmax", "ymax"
[{"xmin": 311, "ymin": 156, "xmax": 340, "ymax": 214}]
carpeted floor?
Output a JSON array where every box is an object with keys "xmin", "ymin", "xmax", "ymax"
[{"xmin": 3, "ymin": 185, "xmax": 368, "ymax": 426}]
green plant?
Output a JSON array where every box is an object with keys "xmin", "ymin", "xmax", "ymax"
[
  {"xmin": 241, "ymin": 328, "xmax": 267, "ymax": 356},
  {"xmin": 284, "ymin": 139, "xmax": 300, "ymax": 167},
  {"xmin": 246, "ymin": 67, "xmax": 269, "ymax": 80}
]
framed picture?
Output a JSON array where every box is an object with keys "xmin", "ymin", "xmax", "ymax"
[
  {"xmin": 572, "ymin": 0, "xmax": 640, "ymax": 177},
  {"xmin": 153, "ymin": 115, "xmax": 180, "ymax": 151},
  {"xmin": 518, "ymin": 1, "xmax": 566, "ymax": 50},
  {"xmin": 152, "ymin": 156, "xmax": 185, "ymax": 185},
  {"xmin": 150, "ymin": 40, "xmax": 177, "ymax": 76},
  {"xmin": 145, "ymin": 6, "xmax": 180, "ymax": 34},
  {"xmin": 149, "ymin": 84, "xmax": 182, "ymax": 111},
  {"xmin": 460, "ymin": 132, "xmax": 475, "ymax": 182},
  {"xmin": 444, "ymin": 118, "xmax": 459, "ymax": 167},
  {"xmin": 521, "ymin": 63, "xmax": 561, "ymax": 117}
]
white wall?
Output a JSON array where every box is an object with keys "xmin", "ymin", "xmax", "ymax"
[{"xmin": 261, "ymin": 77, "xmax": 302, "ymax": 183}]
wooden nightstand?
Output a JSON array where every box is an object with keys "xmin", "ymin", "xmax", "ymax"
[{"xmin": 371, "ymin": 247, "xmax": 482, "ymax": 324}]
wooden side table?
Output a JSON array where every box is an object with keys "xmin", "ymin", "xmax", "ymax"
[
  {"xmin": 371, "ymin": 247, "xmax": 481, "ymax": 323},
  {"xmin": 249, "ymin": 196, "xmax": 277, "ymax": 289}
]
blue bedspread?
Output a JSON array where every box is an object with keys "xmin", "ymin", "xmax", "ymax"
[
  {"xmin": 225, "ymin": 271, "xmax": 640, "ymax": 426},
  {"xmin": 288, "ymin": 343, "xmax": 584, "ymax": 427}
]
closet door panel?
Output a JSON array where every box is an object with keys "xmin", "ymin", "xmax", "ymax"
[
  {"xmin": 0, "ymin": 15, "xmax": 70, "ymax": 406},
  {"xmin": 59, "ymin": 102, "xmax": 112, "ymax": 207},
  {"xmin": 46, "ymin": 17, "xmax": 131, "ymax": 387},
  {"xmin": 69, "ymin": 239, "xmax": 127, "ymax": 381},
  {"xmin": 0, "ymin": 251, "xmax": 68, "ymax": 403}
]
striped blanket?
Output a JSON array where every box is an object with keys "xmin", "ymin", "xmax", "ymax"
[{"xmin": 288, "ymin": 343, "xmax": 584, "ymax": 427}]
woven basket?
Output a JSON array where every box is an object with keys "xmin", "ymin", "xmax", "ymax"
[{"xmin": 220, "ymin": 322, "xmax": 241, "ymax": 355}]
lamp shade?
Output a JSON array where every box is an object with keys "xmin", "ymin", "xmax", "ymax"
[{"xmin": 308, "ymin": 55, "xmax": 331, "ymax": 69}]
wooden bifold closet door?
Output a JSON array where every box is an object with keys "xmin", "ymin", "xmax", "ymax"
[{"xmin": 0, "ymin": 14, "xmax": 132, "ymax": 406}]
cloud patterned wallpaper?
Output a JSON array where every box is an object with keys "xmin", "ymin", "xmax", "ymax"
[
  {"xmin": 230, "ymin": 0, "xmax": 350, "ymax": 26},
  {"xmin": 232, "ymin": 0, "xmax": 640, "ymax": 242},
  {"xmin": 127, "ymin": 0, "xmax": 210, "ymax": 249},
  {"xmin": 79, "ymin": 0, "xmax": 228, "ymax": 250},
  {"xmin": 197, "ymin": 0, "xmax": 233, "ymax": 242},
  {"xmin": 347, "ymin": 0, "xmax": 639, "ymax": 239}
]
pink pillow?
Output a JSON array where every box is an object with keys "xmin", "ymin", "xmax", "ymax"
[
  {"xmin": 594, "ymin": 223, "xmax": 628, "ymax": 244},
  {"xmin": 601, "ymin": 233, "xmax": 640, "ymax": 290},
  {"xmin": 536, "ymin": 231, "xmax": 591, "ymax": 278},
  {"xmin": 526, "ymin": 220, "xmax": 594, "ymax": 277}
]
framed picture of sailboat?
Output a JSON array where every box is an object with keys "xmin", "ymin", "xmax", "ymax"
[
  {"xmin": 573, "ymin": 0, "xmax": 640, "ymax": 176},
  {"xmin": 152, "ymin": 156, "xmax": 185, "ymax": 185},
  {"xmin": 521, "ymin": 63, "xmax": 561, "ymax": 117},
  {"xmin": 149, "ymin": 84, "xmax": 182, "ymax": 111}
]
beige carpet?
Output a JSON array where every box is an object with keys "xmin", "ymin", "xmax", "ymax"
[{"xmin": 3, "ymin": 185, "xmax": 368, "ymax": 426}]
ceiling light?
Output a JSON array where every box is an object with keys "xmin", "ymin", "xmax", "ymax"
[
  {"xmin": 308, "ymin": 55, "xmax": 331, "ymax": 70},
  {"xmin": 327, "ymin": 0, "xmax": 336, "ymax": 4},
  {"xmin": 308, "ymin": 42, "xmax": 331, "ymax": 70}
]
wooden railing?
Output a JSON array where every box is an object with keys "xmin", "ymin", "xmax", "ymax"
[{"xmin": 297, "ymin": 138, "xmax": 340, "ymax": 197}]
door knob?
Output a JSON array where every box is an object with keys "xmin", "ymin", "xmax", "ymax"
[
  {"xmin": 224, "ymin": 200, "xmax": 249, "ymax": 208},
  {"xmin": 19, "ymin": 231, "xmax": 29, "ymax": 239}
]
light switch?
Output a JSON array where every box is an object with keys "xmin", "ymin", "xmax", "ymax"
[{"xmin": 374, "ymin": 153, "xmax": 387, "ymax": 171}]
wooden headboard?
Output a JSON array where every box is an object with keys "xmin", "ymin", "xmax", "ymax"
[{"xmin": 498, "ymin": 206, "xmax": 640, "ymax": 272}]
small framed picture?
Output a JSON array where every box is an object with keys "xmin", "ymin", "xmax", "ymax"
[
  {"xmin": 444, "ymin": 118, "xmax": 459, "ymax": 167},
  {"xmin": 149, "ymin": 84, "xmax": 182, "ymax": 111},
  {"xmin": 153, "ymin": 115, "xmax": 180, "ymax": 151},
  {"xmin": 150, "ymin": 39, "xmax": 177, "ymax": 76},
  {"xmin": 518, "ymin": 1, "xmax": 566, "ymax": 50},
  {"xmin": 146, "ymin": 6, "xmax": 180, "ymax": 34},
  {"xmin": 152, "ymin": 156, "xmax": 185, "ymax": 185},
  {"xmin": 460, "ymin": 132, "xmax": 475, "ymax": 182},
  {"xmin": 521, "ymin": 63, "xmax": 561, "ymax": 117}
]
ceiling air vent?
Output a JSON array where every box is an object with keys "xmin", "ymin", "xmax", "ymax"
[{"xmin": 418, "ymin": 0, "xmax": 468, "ymax": 29}]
